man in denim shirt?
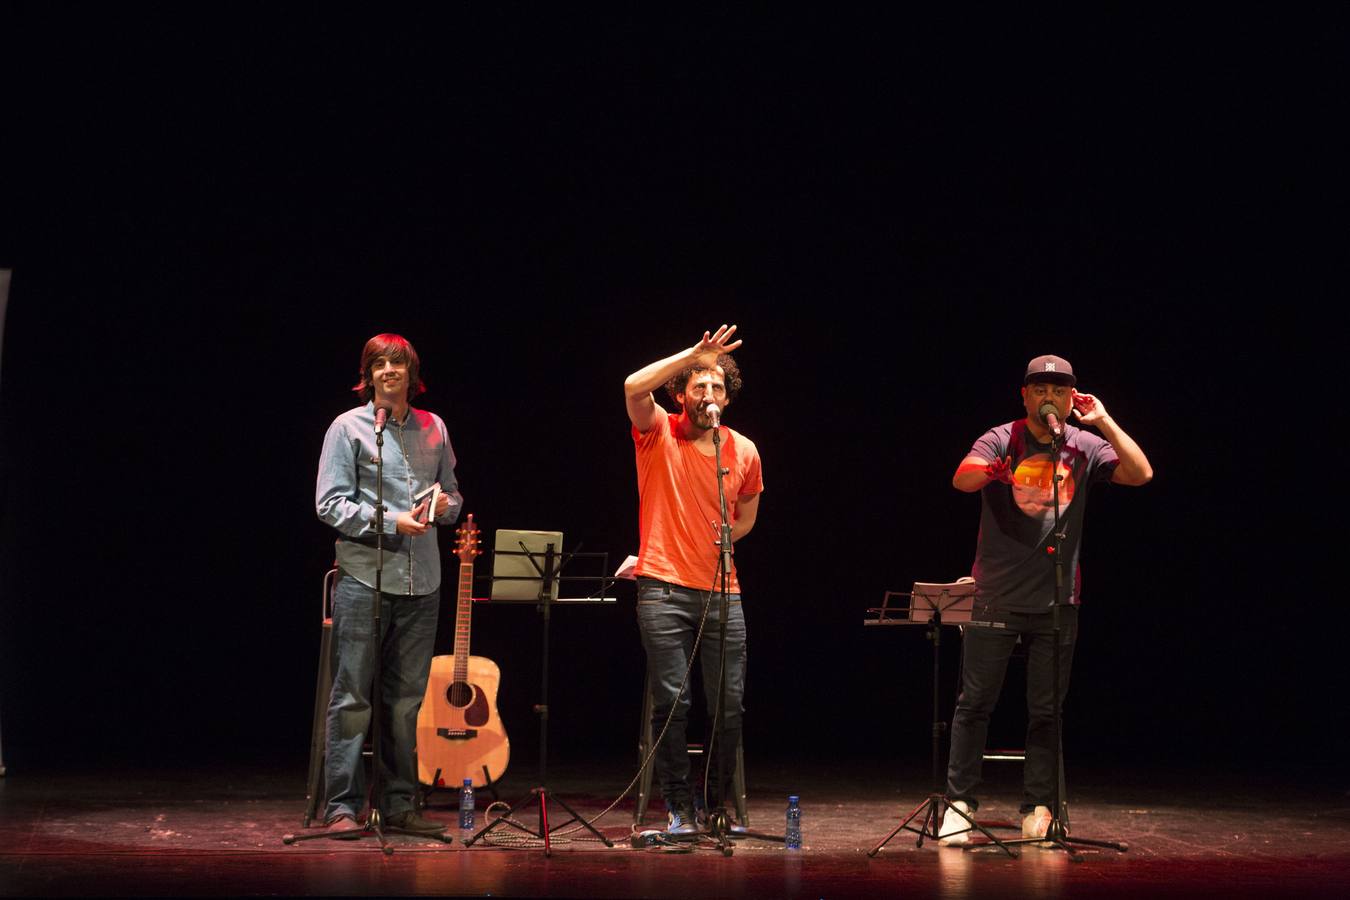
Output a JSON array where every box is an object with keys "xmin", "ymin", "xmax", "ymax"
[
  {"xmin": 315, "ymin": 333, "xmax": 463, "ymax": 837},
  {"xmin": 623, "ymin": 325, "xmax": 764, "ymax": 835}
]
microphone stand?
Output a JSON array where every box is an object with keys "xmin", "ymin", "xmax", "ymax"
[
  {"xmin": 1001, "ymin": 419, "xmax": 1126, "ymax": 861},
  {"xmin": 364, "ymin": 420, "xmax": 393, "ymax": 851},
  {"xmin": 696, "ymin": 418, "xmax": 739, "ymax": 858},
  {"xmin": 702, "ymin": 414, "xmax": 737, "ymax": 857},
  {"xmin": 700, "ymin": 412, "xmax": 784, "ymax": 853}
]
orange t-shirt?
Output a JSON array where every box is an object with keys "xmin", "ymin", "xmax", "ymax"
[{"xmin": 633, "ymin": 413, "xmax": 764, "ymax": 593}]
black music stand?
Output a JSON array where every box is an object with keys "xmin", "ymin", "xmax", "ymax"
[
  {"xmin": 866, "ymin": 582, "xmax": 1016, "ymax": 858},
  {"xmin": 463, "ymin": 530, "xmax": 616, "ymax": 855}
]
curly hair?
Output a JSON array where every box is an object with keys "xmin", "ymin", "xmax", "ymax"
[
  {"xmin": 352, "ymin": 333, "xmax": 428, "ymax": 404},
  {"xmin": 663, "ymin": 353, "xmax": 743, "ymax": 410}
]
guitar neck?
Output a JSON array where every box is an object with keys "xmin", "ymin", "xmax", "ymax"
[{"xmin": 452, "ymin": 558, "xmax": 474, "ymax": 681}]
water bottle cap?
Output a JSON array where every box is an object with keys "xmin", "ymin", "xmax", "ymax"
[
  {"xmin": 788, "ymin": 795, "xmax": 799, "ymax": 803},
  {"xmin": 463, "ymin": 779, "xmax": 473, "ymax": 786}
]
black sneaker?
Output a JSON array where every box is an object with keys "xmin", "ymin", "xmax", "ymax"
[
  {"xmin": 667, "ymin": 803, "xmax": 700, "ymax": 836},
  {"xmin": 386, "ymin": 810, "xmax": 447, "ymax": 835}
]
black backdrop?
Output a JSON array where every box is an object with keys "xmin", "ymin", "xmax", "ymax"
[{"xmin": 0, "ymin": 11, "xmax": 1341, "ymax": 785}]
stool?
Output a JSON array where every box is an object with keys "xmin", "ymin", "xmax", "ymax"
[{"xmin": 634, "ymin": 682, "xmax": 748, "ymax": 826}]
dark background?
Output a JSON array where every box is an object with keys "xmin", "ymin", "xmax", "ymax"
[{"xmin": 0, "ymin": 10, "xmax": 1341, "ymax": 788}]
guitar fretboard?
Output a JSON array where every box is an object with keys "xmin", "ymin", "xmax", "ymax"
[{"xmin": 453, "ymin": 560, "xmax": 474, "ymax": 682}]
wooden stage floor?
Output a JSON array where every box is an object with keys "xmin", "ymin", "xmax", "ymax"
[{"xmin": 1, "ymin": 758, "xmax": 1346, "ymax": 898}]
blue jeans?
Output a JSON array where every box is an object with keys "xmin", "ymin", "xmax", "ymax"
[
  {"xmin": 945, "ymin": 607, "xmax": 1078, "ymax": 814},
  {"xmin": 324, "ymin": 572, "xmax": 439, "ymax": 821},
  {"xmin": 636, "ymin": 577, "xmax": 746, "ymax": 809}
]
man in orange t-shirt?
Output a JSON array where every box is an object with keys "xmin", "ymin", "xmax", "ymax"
[{"xmin": 623, "ymin": 325, "xmax": 764, "ymax": 835}]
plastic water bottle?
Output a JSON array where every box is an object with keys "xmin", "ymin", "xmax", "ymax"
[
  {"xmin": 459, "ymin": 779, "xmax": 475, "ymax": 829},
  {"xmin": 785, "ymin": 795, "xmax": 802, "ymax": 850}
]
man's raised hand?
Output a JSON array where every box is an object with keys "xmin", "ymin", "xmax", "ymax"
[
  {"xmin": 693, "ymin": 324, "xmax": 742, "ymax": 368},
  {"xmin": 1069, "ymin": 391, "xmax": 1108, "ymax": 427}
]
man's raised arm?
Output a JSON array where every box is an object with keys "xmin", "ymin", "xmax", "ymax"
[
  {"xmin": 1071, "ymin": 391, "xmax": 1153, "ymax": 486},
  {"xmin": 623, "ymin": 324, "xmax": 742, "ymax": 434}
]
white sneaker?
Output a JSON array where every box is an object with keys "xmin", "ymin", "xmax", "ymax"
[
  {"xmin": 1022, "ymin": 805, "xmax": 1053, "ymax": 841},
  {"xmin": 938, "ymin": 800, "xmax": 972, "ymax": 845}
]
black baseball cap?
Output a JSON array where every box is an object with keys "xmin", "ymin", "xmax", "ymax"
[{"xmin": 1024, "ymin": 354, "xmax": 1076, "ymax": 386}]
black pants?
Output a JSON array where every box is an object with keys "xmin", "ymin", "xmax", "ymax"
[
  {"xmin": 945, "ymin": 607, "xmax": 1077, "ymax": 814},
  {"xmin": 636, "ymin": 578, "xmax": 745, "ymax": 811}
]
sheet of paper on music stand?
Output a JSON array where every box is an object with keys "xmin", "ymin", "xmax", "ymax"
[
  {"xmin": 614, "ymin": 554, "xmax": 639, "ymax": 580},
  {"xmin": 491, "ymin": 529, "xmax": 564, "ymax": 602},
  {"xmin": 909, "ymin": 581, "xmax": 977, "ymax": 623}
]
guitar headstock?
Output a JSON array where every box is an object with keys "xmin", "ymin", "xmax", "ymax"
[{"xmin": 455, "ymin": 513, "xmax": 481, "ymax": 563}]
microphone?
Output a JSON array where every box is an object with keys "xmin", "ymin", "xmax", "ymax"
[
  {"xmin": 704, "ymin": 403, "xmax": 721, "ymax": 428},
  {"xmin": 374, "ymin": 405, "xmax": 390, "ymax": 434},
  {"xmin": 1038, "ymin": 402, "xmax": 1063, "ymax": 439}
]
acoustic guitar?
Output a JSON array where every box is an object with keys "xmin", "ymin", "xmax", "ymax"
[{"xmin": 416, "ymin": 514, "xmax": 510, "ymax": 788}]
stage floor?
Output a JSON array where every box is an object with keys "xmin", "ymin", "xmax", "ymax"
[{"xmin": 1, "ymin": 758, "xmax": 1346, "ymax": 898}]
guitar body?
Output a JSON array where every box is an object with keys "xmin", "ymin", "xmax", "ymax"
[{"xmin": 416, "ymin": 653, "xmax": 510, "ymax": 788}]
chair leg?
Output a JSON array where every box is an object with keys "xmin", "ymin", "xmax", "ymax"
[
  {"xmin": 733, "ymin": 737, "xmax": 748, "ymax": 825},
  {"xmin": 635, "ymin": 684, "xmax": 655, "ymax": 825},
  {"xmin": 304, "ymin": 620, "xmax": 334, "ymax": 827},
  {"xmin": 305, "ymin": 567, "xmax": 337, "ymax": 827}
]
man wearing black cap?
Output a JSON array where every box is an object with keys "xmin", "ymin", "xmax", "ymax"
[{"xmin": 938, "ymin": 354, "xmax": 1152, "ymax": 845}]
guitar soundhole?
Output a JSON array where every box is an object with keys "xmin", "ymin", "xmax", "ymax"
[{"xmin": 446, "ymin": 681, "xmax": 474, "ymax": 708}]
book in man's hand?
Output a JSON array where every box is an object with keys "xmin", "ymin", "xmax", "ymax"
[{"xmin": 413, "ymin": 483, "xmax": 442, "ymax": 525}]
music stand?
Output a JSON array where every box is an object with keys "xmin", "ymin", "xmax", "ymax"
[
  {"xmin": 463, "ymin": 530, "xmax": 616, "ymax": 855},
  {"xmin": 866, "ymin": 582, "xmax": 1016, "ymax": 858}
]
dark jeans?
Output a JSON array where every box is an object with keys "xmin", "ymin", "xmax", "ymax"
[
  {"xmin": 945, "ymin": 607, "xmax": 1077, "ymax": 814},
  {"xmin": 323, "ymin": 573, "xmax": 439, "ymax": 821},
  {"xmin": 636, "ymin": 577, "xmax": 745, "ymax": 811}
]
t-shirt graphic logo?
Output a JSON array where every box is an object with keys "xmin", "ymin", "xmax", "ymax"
[{"xmin": 1011, "ymin": 453, "xmax": 1076, "ymax": 519}]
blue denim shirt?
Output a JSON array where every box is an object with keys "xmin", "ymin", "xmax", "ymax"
[{"xmin": 316, "ymin": 402, "xmax": 464, "ymax": 595}]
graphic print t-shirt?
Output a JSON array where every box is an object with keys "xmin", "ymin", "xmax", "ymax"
[{"xmin": 970, "ymin": 420, "xmax": 1119, "ymax": 613}]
